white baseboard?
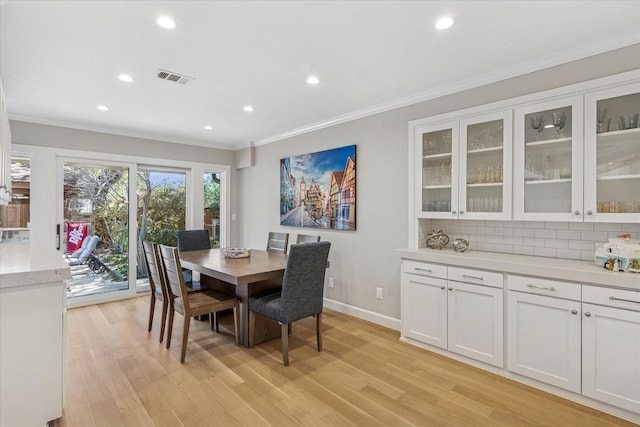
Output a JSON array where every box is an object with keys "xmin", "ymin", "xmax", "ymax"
[{"xmin": 323, "ymin": 298, "xmax": 401, "ymax": 331}]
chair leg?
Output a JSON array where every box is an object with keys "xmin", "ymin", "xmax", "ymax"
[
  {"xmin": 166, "ymin": 307, "xmax": 175, "ymax": 349},
  {"xmin": 233, "ymin": 305, "xmax": 240, "ymax": 346},
  {"xmin": 180, "ymin": 315, "xmax": 191, "ymax": 364},
  {"xmin": 316, "ymin": 312, "xmax": 322, "ymax": 352},
  {"xmin": 159, "ymin": 301, "xmax": 168, "ymax": 343},
  {"xmin": 248, "ymin": 311, "xmax": 256, "ymax": 348},
  {"xmin": 281, "ymin": 323, "xmax": 289, "ymax": 366},
  {"xmin": 147, "ymin": 294, "xmax": 156, "ymax": 332}
]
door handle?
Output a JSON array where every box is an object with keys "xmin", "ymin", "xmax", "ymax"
[{"xmin": 56, "ymin": 224, "xmax": 61, "ymax": 250}]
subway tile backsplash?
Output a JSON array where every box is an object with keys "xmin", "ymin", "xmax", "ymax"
[{"xmin": 419, "ymin": 220, "xmax": 640, "ymax": 261}]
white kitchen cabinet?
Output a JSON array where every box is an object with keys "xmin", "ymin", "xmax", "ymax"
[
  {"xmin": 507, "ymin": 276, "xmax": 582, "ymax": 393},
  {"xmin": 0, "ymin": 78, "xmax": 12, "ymax": 205},
  {"xmin": 401, "ymin": 262, "xmax": 447, "ymax": 348},
  {"xmin": 447, "ymin": 267, "xmax": 504, "ymax": 367},
  {"xmin": 401, "ymin": 261, "xmax": 504, "ymax": 368},
  {"xmin": 584, "ymin": 83, "xmax": 640, "ymax": 223},
  {"xmin": 0, "ymin": 243, "xmax": 69, "ymax": 427},
  {"xmin": 412, "ymin": 111, "xmax": 512, "ymax": 220},
  {"xmin": 513, "ymin": 95, "xmax": 584, "ymax": 221},
  {"xmin": 582, "ymin": 285, "xmax": 640, "ymax": 414}
]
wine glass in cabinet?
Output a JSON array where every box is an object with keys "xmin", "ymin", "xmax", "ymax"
[
  {"xmin": 584, "ymin": 84, "xmax": 640, "ymax": 223},
  {"xmin": 513, "ymin": 96, "xmax": 584, "ymax": 221},
  {"xmin": 459, "ymin": 111, "xmax": 512, "ymax": 220},
  {"xmin": 415, "ymin": 120, "xmax": 458, "ymax": 218}
]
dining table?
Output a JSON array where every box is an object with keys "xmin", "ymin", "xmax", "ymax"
[{"xmin": 179, "ymin": 248, "xmax": 288, "ymax": 347}]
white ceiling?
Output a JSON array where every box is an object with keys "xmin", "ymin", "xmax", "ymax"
[{"xmin": 1, "ymin": 1, "xmax": 639, "ymax": 150}]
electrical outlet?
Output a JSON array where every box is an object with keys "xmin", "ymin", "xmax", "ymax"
[
  {"xmin": 376, "ymin": 287, "xmax": 383, "ymax": 300},
  {"xmin": 328, "ymin": 277, "xmax": 335, "ymax": 288}
]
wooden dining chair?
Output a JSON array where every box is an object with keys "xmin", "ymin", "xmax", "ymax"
[
  {"xmin": 142, "ymin": 241, "xmax": 171, "ymax": 343},
  {"xmin": 266, "ymin": 231, "xmax": 290, "ymax": 254},
  {"xmin": 159, "ymin": 244, "xmax": 240, "ymax": 363},
  {"xmin": 296, "ymin": 234, "xmax": 321, "ymax": 243},
  {"xmin": 248, "ymin": 241, "xmax": 331, "ymax": 366}
]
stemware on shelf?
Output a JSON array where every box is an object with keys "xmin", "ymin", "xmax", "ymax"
[
  {"xmin": 552, "ymin": 111, "xmax": 567, "ymax": 137},
  {"xmin": 530, "ymin": 115, "xmax": 545, "ymax": 141}
]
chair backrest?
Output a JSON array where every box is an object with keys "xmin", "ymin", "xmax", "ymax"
[
  {"xmin": 279, "ymin": 241, "xmax": 331, "ymax": 323},
  {"xmin": 296, "ymin": 234, "xmax": 321, "ymax": 243},
  {"xmin": 80, "ymin": 236, "xmax": 100, "ymax": 262},
  {"xmin": 69, "ymin": 234, "xmax": 91, "ymax": 257},
  {"xmin": 142, "ymin": 241, "xmax": 169, "ymax": 299},
  {"xmin": 267, "ymin": 232, "xmax": 289, "ymax": 254},
  {"xmin": 177, "ymin": 229, "xmax": 210, "ymax": 252},
  {"xmin": 158, "ymin": 244, "xmax": 190, "ymax": 305}
]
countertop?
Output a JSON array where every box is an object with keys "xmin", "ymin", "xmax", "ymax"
[
  {"xmin": 0, "ymin": 242, "xmax": 70, "ymax": 289},
  {"xmin": 398, "ymin": 248, "xmax": 640, "ymax": 291}
]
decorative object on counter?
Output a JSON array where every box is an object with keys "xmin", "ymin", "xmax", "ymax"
[
  {"xmin": 223, "ymin": 248, "xmax": 250, "ymax": 258},
  {"xmin": 453, "ymin": 238, "xmax": 469, "ymax": 252},
  {"xmin": 426, "ymin": 229, "xmax": 450, "ymax": 249},
  {"xmin": 594, "ymin": 236, "xmax": 640, "ymax": 272}
]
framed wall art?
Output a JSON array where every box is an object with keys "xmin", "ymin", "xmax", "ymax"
[{"xmin": 280, "ymin": 145, "xmax": 355, "ymax": 230}]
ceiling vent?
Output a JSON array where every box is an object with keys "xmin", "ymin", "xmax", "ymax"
[{"xmin": 157, "ymin": 69, "xmax": 194, "ymax": 85}]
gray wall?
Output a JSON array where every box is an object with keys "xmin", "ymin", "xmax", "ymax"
[{"xmin": 236, "ymin": 44, "xmax": 640, "ymax": 321}]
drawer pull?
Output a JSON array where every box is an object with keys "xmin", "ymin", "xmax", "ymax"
[
  {"xmin": 570, "ymin": 309, "xmax": 578, "ymax": 315},
  {"xmin": 462, "ymin": 274, "xmax": 483, "ymax": 281},
  {"xmin": 415, "ymin": 268, "xmax": 433, "ymax": 273},
  {"xmin": 448, "ymin": 287, "xmax": 454, "ymax": 291},
  {"xmin": 609, "ymin": 296, "xmax": 640, "ymax": 305},
  {"xmin": 584, "ymin": 312, "xmax": 592, "ymax": 317},
  {"xmin": 440, "ymin": 286, "xmax": 445, "ymax": 290},
  {"xmin": 526, "ymin": 284, "xmax": 556, "ymax": 292}
]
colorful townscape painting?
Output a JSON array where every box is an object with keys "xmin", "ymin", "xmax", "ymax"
[{"xmin": 280, "ymin": 145, "xmax": 356, "ymax": 230}]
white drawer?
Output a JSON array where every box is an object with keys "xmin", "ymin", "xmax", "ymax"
[
  {"xmin": 508, "ymin": 275, "xmax": 581, "ymax": 301},
  {"xmin": 402, "ymin": 260, "xmax": 447, "ymax": 279},
  {"xmin": 583, "ymin": 285, "xmax": 640, "ymax": 312},
  {"xmin": 448, "ymin": 267, "xmax": 503, "ymax": 289}
]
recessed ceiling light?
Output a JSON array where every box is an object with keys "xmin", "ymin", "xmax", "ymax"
[
  {"xmin": 97, "ymin": 105, "xmax": 109, "ymax": 111},
  {"xmin": 118, "ymin": 74, "xmax": 134, "ymax": 83},
  {"xmin": 203, "ymin": 125, "xmax": 213, "ymax": 130},
  {"xmin": 243, "ymin": 105, "xmax": 254, "ymax": 112},
  {"xmin": 435, "ymin": 16, "xmax": 454, "ymax": 30},
  {"xmin": 307, "ymin": 76, "xmax": 320, "ymax": 85},
  {"xmin": 157, "ymin": 16, "xmax": 176, "ymax": 29}
]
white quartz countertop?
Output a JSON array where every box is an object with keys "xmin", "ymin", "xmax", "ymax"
[
  {"xmin": 0, "ymin": 242, "xmax": 70, "ymax": 288},
  {"xmin": 398, "ymin": 248, "xmax": 640, "ymax": 291}
]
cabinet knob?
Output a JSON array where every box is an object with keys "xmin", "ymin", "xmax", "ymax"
[
  {"xmin": 573, "ymin": 210, "xmax": 580, "ymax": 215},
  {"xmin": 448, "ymin": 287, "xmax": 453, "ymax": 291},
  {"xmin": 451, "ymin": 211, "xmax": 456, "ymax": 214},
  {"xmin": 459, "ymin": 211, "xmax": 465, "ymax": 214},
  {"xmin": 440, "ymin": 286, "xmax": 445, "ymax": 290},
  {"xmin": 587, "ymin": 210, "xmax": 593, "ymax": 215},
  {"xmin": 584, "ymin": 312, "xmax": 592, "ymax": 317},
  {"xmin": 571, "ymin": 309, "xmax": 578, "ymax": 315}
]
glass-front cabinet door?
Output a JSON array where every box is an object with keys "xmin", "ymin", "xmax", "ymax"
[
  {"xmin": 513, "ymin": 96, "xmax": 584, "ymax": 221},
  {"xmin": 415, "ymin": 120, "xmax": 458, "ymax": 218},
  {"xmin": 459, "ymin": 111, "xmax": 512, "ymax": 220},
  {"xmin": 584, "ymin": 84, "xmax": 640, "ymax": 223}
]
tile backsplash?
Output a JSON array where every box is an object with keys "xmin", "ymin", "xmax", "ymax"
[{"xmin": 419, "ymin": 220, "xmax": 640, "ymax": 261}]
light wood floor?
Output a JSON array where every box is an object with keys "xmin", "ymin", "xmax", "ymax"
[{"xmin": 52, "ymin": 296, "xmax": 635, "ymax": 427}]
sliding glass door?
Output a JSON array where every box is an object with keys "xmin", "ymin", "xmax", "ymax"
[{"xmin": 61, "ymin": 160, "xmax": 135, "ymax": 303}]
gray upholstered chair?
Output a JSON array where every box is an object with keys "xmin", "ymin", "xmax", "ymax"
[
  {"xmin": 248, "ymin": 241, "xmax": 331, "ymax": 366},
  {"xmin": 142, "ymin": 241, "xmax": 171, "ymax": 342},
  {"xmin": 176, "ymin": 229, "xmax": 210, "ymax": 291},
  {"xmin": 159, "ymin": 244, "xmax": 240, "ymax": 363},
  {"xmin": 177, "ymin": 229, "xmax": 211, "ymax": 252},
  {"xmin": 266, "ymin": 231, "xmax": 289, "ymax": 254}
]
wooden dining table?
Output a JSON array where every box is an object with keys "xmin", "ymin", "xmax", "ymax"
[{"xmin": 179, "ymin": 248, "xmax": 288, "ymax": 347}]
